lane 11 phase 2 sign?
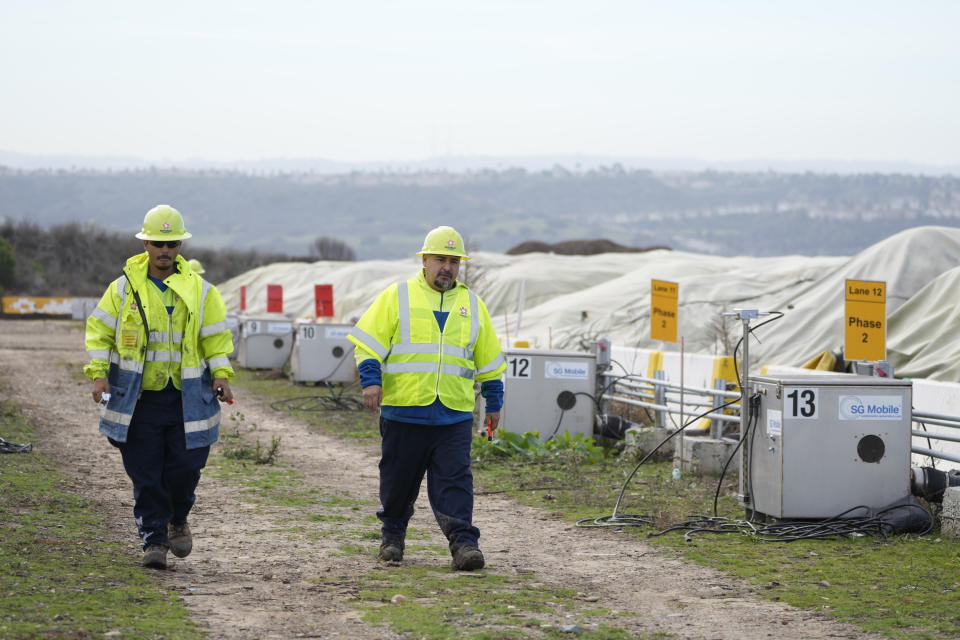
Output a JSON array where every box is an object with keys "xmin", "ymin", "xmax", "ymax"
[{"xmin": 651, "ymin": 280, "xmax": 678, "ymax": 343}]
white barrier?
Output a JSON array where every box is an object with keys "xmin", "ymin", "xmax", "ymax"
[{"xmin": 609, "ymin": 345, "xmax": 656, "ymax": 376}]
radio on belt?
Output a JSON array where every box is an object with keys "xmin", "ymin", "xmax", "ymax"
[{"xmin": 742, "ymin": 374, "xmax": 912, "ymax": 520}]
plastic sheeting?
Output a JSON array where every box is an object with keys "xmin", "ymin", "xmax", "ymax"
[
  {"xmin": 887, "ymin": 265, "xmax": 960, "ymax": 380},
  {"xmin": 216, "ymin": 226, "xmax": 960, "ymax": 379}
]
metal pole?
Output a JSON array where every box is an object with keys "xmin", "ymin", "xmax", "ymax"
[
  {"xmin": 654, "ymin": 370, "xmax": 666, "ymax": 428},
  {"xmin": 740, "ymin": 315, "xmax": 750, "ymax": 509},
  {"xmin": 679, "ymin": 336, "xmax": 685, "ymax": 473},
  {"xmin": 515, "ymin": 279, "xmax": 526, "ymax": 336},
  {"xmin": 710, "ymin": 379, "xmax": 725, "ymax": 439}
]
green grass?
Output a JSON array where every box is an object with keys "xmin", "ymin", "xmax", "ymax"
[
  {"xmin": 0, "ymin": 399, "xmax": 202, "ymax": 640},
  {"xmin": 343, "ymin": 561, "xmax": 645, "ymax": 639},
  {"xmin": 229, "ymin": 369, "xmax": 379, "ymax": 442},
  {"xmin": 472, "ymin": 451, "xmax": 960, "ymax": 640},
  {"xmin": 207, "ymin": 451, "xmax": 373, "ymax": 511}
]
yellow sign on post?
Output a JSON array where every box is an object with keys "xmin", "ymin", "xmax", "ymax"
[
  {"xmin": 651, "ymin": 280, "xmax": 678, "ymax": 343},
  {"xmin": 844, "ymin": 279, "xmax": 886, "ymax": 361}
]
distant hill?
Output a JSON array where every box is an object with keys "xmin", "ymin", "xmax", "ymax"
[
  {"xmin": 1, "ymin": 166, "xmax": 959, "ymax": 260},
  {"xmin": 506, "ymin": 239, "xmax": 670, "ymax": 255}
]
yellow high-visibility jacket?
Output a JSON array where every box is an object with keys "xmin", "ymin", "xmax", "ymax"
[
  {"xmin": 348, "ymin": 271, "xmax": 506, "ymax": 411},
  {"xmin": 84, "ymin": 252, "xmax": 234, "ymax": 448}
]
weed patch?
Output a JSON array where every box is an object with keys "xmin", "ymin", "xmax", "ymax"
[
  {"xmin": 473, "ymin": 450, "xmax": 960, "ymax": 640},
  {"xmin": 0, "ymin": 399, "xmax": 201, "ymax": 639}
]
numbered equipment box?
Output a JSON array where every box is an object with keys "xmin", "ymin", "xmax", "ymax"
[
  {"xmin": 290, "ymin": 321, "xmax": 357, "ymax": 384},
  {"xmin": 226, "ymin": 314, "xmax": 240, "ymax": 359},
  {"xmin": 501, "ymin": 349, "xmax": 596, "ymax": 438},
  {"xmin": 744, "ymin": 375, "xmax": 912, "ymax": 519},
  {"xmin": 235, "ymin": 315, "xmax": 294, "ymax": 370}
]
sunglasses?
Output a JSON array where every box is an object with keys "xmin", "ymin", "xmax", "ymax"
[{"xmin": 149, "ymin": 240, "xmax": 181, "ymax": 248}]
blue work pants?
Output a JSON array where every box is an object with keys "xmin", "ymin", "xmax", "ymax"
[
  {"xmin": 377, "ymin": 417, "xmax": 480, "ymax": 550},
  {"xmin": 116, "ymin": 387, "xmax": 210, "ymax": 550}
]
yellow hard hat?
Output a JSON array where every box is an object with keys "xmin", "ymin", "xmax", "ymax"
[
  {"xmin": 416, "ymin": 226, "xmax": 470, "ymax": 261},
  {"xmin": 135, "ymin": 204, "xmax": 192, "ymax": 241},
  {"xmin": 188, "ymin": 258, "xmax": 205, "ymax": 274}
]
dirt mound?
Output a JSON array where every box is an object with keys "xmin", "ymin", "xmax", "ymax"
[{"xmin": 505, "ymin": 238, "xmax": 670, "ymax": 255}]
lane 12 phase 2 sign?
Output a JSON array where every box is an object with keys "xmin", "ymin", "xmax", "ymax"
[
  {"xmin": 651, "ymin": 279, "xmax": 678, "ymax": 343},
  {"xmin": 844, "ymin": 279, "xmax": 885, "ymax": 361}
]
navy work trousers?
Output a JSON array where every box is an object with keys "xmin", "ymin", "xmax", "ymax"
[
  {"xmin": 377, "ymin": 417, "xmax": 480, "ymax": 550},
  {"xmin": 116, "ymin": 387, "xmax": 210, "ymax": 550}
]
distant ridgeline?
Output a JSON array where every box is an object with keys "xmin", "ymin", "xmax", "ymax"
[
  {"xmin": 0, "ymin": 166, "xmax": 958, "ymax": 261},
  {"xmin": 507, "ymin": 239, "xmax": 671, "ymax": 255}
]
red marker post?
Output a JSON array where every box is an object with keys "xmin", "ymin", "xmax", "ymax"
[
  {"xmin": 486, "ymin": 416, "xmax": 493, "ymax": 441},
  {"xmin": 315, "ymin": 284, "xmax": 334, "ymax": 318}
]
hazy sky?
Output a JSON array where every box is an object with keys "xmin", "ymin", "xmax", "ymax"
[{"xmin": 1, "ymin": 1, "xmax": 957, "ymax": 166}]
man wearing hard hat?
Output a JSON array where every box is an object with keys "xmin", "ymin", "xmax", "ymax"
[
  {"xmin": 348, "ymin": 226, "xmax": 506, "ymax": 571},
  {"xmin": 84, "ymin": 205, "xmax": 235, "ymax": 570}
]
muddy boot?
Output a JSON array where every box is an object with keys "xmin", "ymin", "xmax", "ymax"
[
  {"xmin": 378, "ymin": 537, "xmax": 404, "ymax": 562},
  {"xmin": 142, "ymin": 545, "xmax": 169, "ymax": 570},
  {"xmin": 451, "ymin": 545, "xmax": 484, "ymax": 571},
  {"xmin": 168, "ymin": 522, "xmax": 192, "ymax": 558}
]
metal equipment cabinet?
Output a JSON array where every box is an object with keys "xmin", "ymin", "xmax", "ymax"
[
  {"xmin": 235, "ymin": 315, "xmax": 294, "ymax": 370},
  {"xmin": 501, "ymin": 349, "xmax": 596, "ymax": 438},
  {"xmin": 744, "ymin": 375, "xmax": 912, "ymax": 519},
  {"xmin": 289, "ymin": 321, "xmax": 356, "ymax": 384}
]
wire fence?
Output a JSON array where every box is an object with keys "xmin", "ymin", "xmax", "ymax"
[
  {"xmin": 601, "ymin": 371, "xmax": 960, "ymax": 467},
  {"xmin": 600, "ymin": 371, "xmax": 740, "ymax": 439}
]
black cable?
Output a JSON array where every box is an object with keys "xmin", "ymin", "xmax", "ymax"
[
  {"xmin": 609, "ymin": 359, "xmax": 633, "ymax": 375},
  {"xmin": 270, "ymin": 394, "xmax": 364, "ymax": 412},
  {"xmin": 576, "ymin": 394, "xmax": 742, "ymax": 528},
  {"xmin": 547, "ymin": 409, "xmax": 567, "ymax": 439},
  {"xmin": 547, "ymin": 390, "xmax": 604, "ymax": 440},
  {"xmin": 0, "ymin": 435, "xmax": 32, "ymax": 454},
  {"xmin": 578, "ymin": 310, "xmax": 782, "ymax": 529},
  {"xmin": 712, "ymin": 393, "xmax": 759, "ymax": 515},
  {"xmin": 647, "ymin": 502, "xmax": 933, "ymax": 542},
  {"xmin": 729, "ymin": 311, "xmax": 784, "ymax": 523}
]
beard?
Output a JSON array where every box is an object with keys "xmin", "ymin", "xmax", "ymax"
[{"xmin": 433, "ymin": 272, "xmax": 455, "ymax": 291}]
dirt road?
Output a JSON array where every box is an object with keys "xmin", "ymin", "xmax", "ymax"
[{"xmin": 2, "ymin": 319, "xmax": 880, "ymax": 639}]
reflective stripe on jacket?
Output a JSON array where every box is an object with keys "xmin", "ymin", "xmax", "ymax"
[
  {"xmin": 348, "ymin": 270, "xmax": 506, "ymax": 412},
  {"xmin": 84, "ymin": 253, "xmax": 234, "ymax": 449}
]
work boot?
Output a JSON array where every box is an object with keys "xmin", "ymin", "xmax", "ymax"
[
  {"xmin": 378, "ymin": 537, "xmax": 404, "ymax": 562},
  {"xmin": 451, "ymin": 545, "xmax": 485, "ymax": 571},
  {"xmin": 142, "ymin": 545, "xmax": 169, "ymax": 570},
  {"xmin": 168, "ymin": 522, "xmax": 193, "ymax": 558}
]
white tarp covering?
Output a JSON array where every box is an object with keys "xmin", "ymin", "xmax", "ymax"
[
  {"xmin": 887, "ymin": 265, "xmax": 960, "ymax": 381},
  {"xmin": 217, "ymin": 226, "xmax": 960, "ymax": 379}
]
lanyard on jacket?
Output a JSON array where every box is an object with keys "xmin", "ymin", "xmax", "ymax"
[{"xmin": 125, "ymin": 272, "xmax": 151, "ymax": 339}]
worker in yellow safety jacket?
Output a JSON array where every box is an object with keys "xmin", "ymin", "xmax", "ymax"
[
  {"xmin": 84, "ymin": 204, "xmax": 235, "ymax": 570},
  {"xmin": 348, "ymin": 225, "xmax": 506, "ymax": 571}
]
